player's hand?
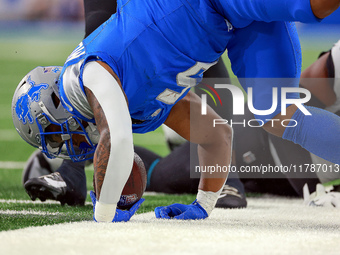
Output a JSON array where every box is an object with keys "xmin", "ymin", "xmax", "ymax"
[
  {"xmin": 154, "ymin": 199, "xmax": 208, "ymax": 220},
  {"xmin": 90, "ymin": 191, "xmax": 145, "ymax": 222},
  {"xmin": 303, "ymin": 184, "xmax": 340, "ymax": 208}
]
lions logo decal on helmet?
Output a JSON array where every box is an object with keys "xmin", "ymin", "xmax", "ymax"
[{"xmin": 15, "ymin": 76, "xmax": 48, "ymax": 125}]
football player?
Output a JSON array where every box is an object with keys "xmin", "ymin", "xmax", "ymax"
[
  {"xmin": 21, "ymin": 0, "xmax": 245, "ymax": 209},
  {"xmin": 12, "ymin": 0, "xmax": 340, "ymax": 222}
]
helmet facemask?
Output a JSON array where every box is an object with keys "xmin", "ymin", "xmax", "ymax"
[{"xmin": 37, "ymin": 113, "xmax": 96, "ymax": 162}]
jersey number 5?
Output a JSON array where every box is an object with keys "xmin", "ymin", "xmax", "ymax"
[{"xmin": 156, "ymin": 61, "xmax": 217, "ymax": 104}]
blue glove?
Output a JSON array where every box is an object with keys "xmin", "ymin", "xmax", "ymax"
[
  {"xmin": 90, "ymin": 191, "xmax": 144, "ymax": 222},
  {"xmin": 154, "ymin": 200, "xmax": 208, "ymax": 220}
]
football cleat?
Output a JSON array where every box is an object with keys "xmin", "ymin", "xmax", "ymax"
[
  {"xmin": 24, "ymin": 172, "xmax": 70, "ymax": 205},
  {"xmin": 215, "ymin": 185, "xmax": 247, "ymax": 209},
  {"xmin": 22, "ymin": 150, "xmax": 63, "ymax": 185},
  {"xmin": 303, "ymin": 183, "xmax": 340, "ymax": 208}
]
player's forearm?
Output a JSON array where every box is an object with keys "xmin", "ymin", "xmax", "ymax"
[
  {"xmin": 93, "ymin": 128, "xmax": 134, "ymax": 222},
  {"xmin": 83, "ymin": 61, "xmax": 134, "ymax": 222},
  {"xmin": 93, "ymin": 130, "xmax": 111, "ymax": 198}
]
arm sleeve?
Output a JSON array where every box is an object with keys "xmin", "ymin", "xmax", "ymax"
[
  {"xmin": 82, "ymin": 61, "xmax": 134, "ymax": 222},
  {"xmin": 83, "ymin": 0, "xmax": 117, "ymax": 38}
]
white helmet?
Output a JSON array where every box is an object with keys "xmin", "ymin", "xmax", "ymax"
[{"xmin": 12, "ymin": 66, "xmax": 98, "ymax": 162}]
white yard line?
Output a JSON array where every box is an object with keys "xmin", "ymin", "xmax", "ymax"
[
  {"xmin": 0, "ymin": 129, "xmax": 22, "ymax": 141},
  {"xmin": 0, "ymin": 197, "xmax": 339, "ymax": 255},
  {"xmin": 0, "ymin": 161, "xmax": 25, "ymax": 169},
  {"xmin": 0, "ymin": 161, "xmax": 94, "ymax": 170}
]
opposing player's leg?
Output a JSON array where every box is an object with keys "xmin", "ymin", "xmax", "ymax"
[
  {"xmin": 268, "ymin": 134, "xmax": 319, "ymax": 196},
  {"xmin": 147, "ymin": 140, "xmax": 247, "ymax": 208},
  {"xmin": 22, "ymin": 150, "xmax": 62, "ymax": 184},
  {"xmin": 84, "ymin": 0, "xmax": 117, "ymax": 38},
  {"xmin": 266, "ymin": 49, "xmax": 336, "ymax": 195},
  {"xmin": 23, "ymin": 151, "xmax": 87, "ymax": 206},
  {"xmin": 232, "ymin": 105, "xmax": 301, "ymax": 196}
]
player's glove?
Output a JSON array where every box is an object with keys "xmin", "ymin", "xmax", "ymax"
[
  {"xmin": 90, "ymin": 191, "xmax": 145, "ymax": 222},
  {"xmin": 154, "ymin": 199, "xmax": 208, "ymax": 220},
  {"xmin": 303, "ymin": 184, "xmax": 340, "ymax": 208}
]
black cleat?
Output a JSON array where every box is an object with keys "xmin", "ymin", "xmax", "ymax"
[
  {"xmin": 22, "ymin": 150, "xmax": 63, "ymax": 185},
  {"xmin": 215, "ymin": 185, "xmax": 247, "ymax": 209},
  {"xmin": 24, "ymin": 172, "xmax": 68, "ymax": 205}
]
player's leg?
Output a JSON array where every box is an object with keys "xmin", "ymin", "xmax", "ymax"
[
  {"xmin": 267, "ymin": 102, "xmax": 340, "ymax": 165},
  {"xmin": 23, "ymin": 151, "xmax": 87, "ymax": 205},
  {"xmin": 147, "ymin": 142, "xmax": 199, "ymax": 194},
  {"xmin": 84, "ymin": 0, "xmax": 117, "ymax": 38},
  {"xmin": 133, "ymin": 146, "xmax": 162, "ymax": 174},
  {"xmin": 210, "ymin": 0, "xmax": 338, "ymax": 28},
  {"xmin": 267, "ymin": 49, "xmax": 337, "ymax": 196},
  {"xmin": 268, "ymin": 134, "xmax": 319, "ymax": 196},
  {"xmin": 309, "ymin": 0, "xmax": 340, "ymax": 19},
  {"xmin": 228, "ymin": 20, "xmax": 340, "ymax": 166},
  {"xmin": 22, "ymin": 150, "xmax": 62, "ymax": 184},
  {"xmin": 232, "ymin": 103, "xmax": 299, "ymax": 196}
]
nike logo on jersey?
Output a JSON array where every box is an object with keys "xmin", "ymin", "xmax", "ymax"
[
  {"xmin": 225, "ymin": 20, "xmax": 233, "ymax": 32},
  {"xmin": 66, "ymin": 42, "xmax": 85, "ymax": 62}
]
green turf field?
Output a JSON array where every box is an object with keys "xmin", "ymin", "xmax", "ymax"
[{"xmin": 0, "ymin": 22, "xmax": 335, "ymax": 232}]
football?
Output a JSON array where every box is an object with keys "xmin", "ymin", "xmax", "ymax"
[{"xmin": 117, "ymin": 152, "xmax": 147, "ymax": 209}]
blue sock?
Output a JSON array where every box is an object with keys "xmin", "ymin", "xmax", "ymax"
[{"xmin": 282, "ymin": 106, "xmax": 340, "ymax": 164}]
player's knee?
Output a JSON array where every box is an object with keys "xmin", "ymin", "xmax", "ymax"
[
  {"xmin": 311, "ymin": 0, "xmax": 340, "ymax": 19},
  {"xmin": 212, "ymin": 123, "xmax": 233, "ymax": 147}
]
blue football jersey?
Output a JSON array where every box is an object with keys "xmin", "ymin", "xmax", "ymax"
[
  {"xmin": 59, "ymin": 0, "xmax": 321, "ymax": 131},
  {"xmin": 59, "ymin": 0, "xmax": 233, "ymax": 133}
]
